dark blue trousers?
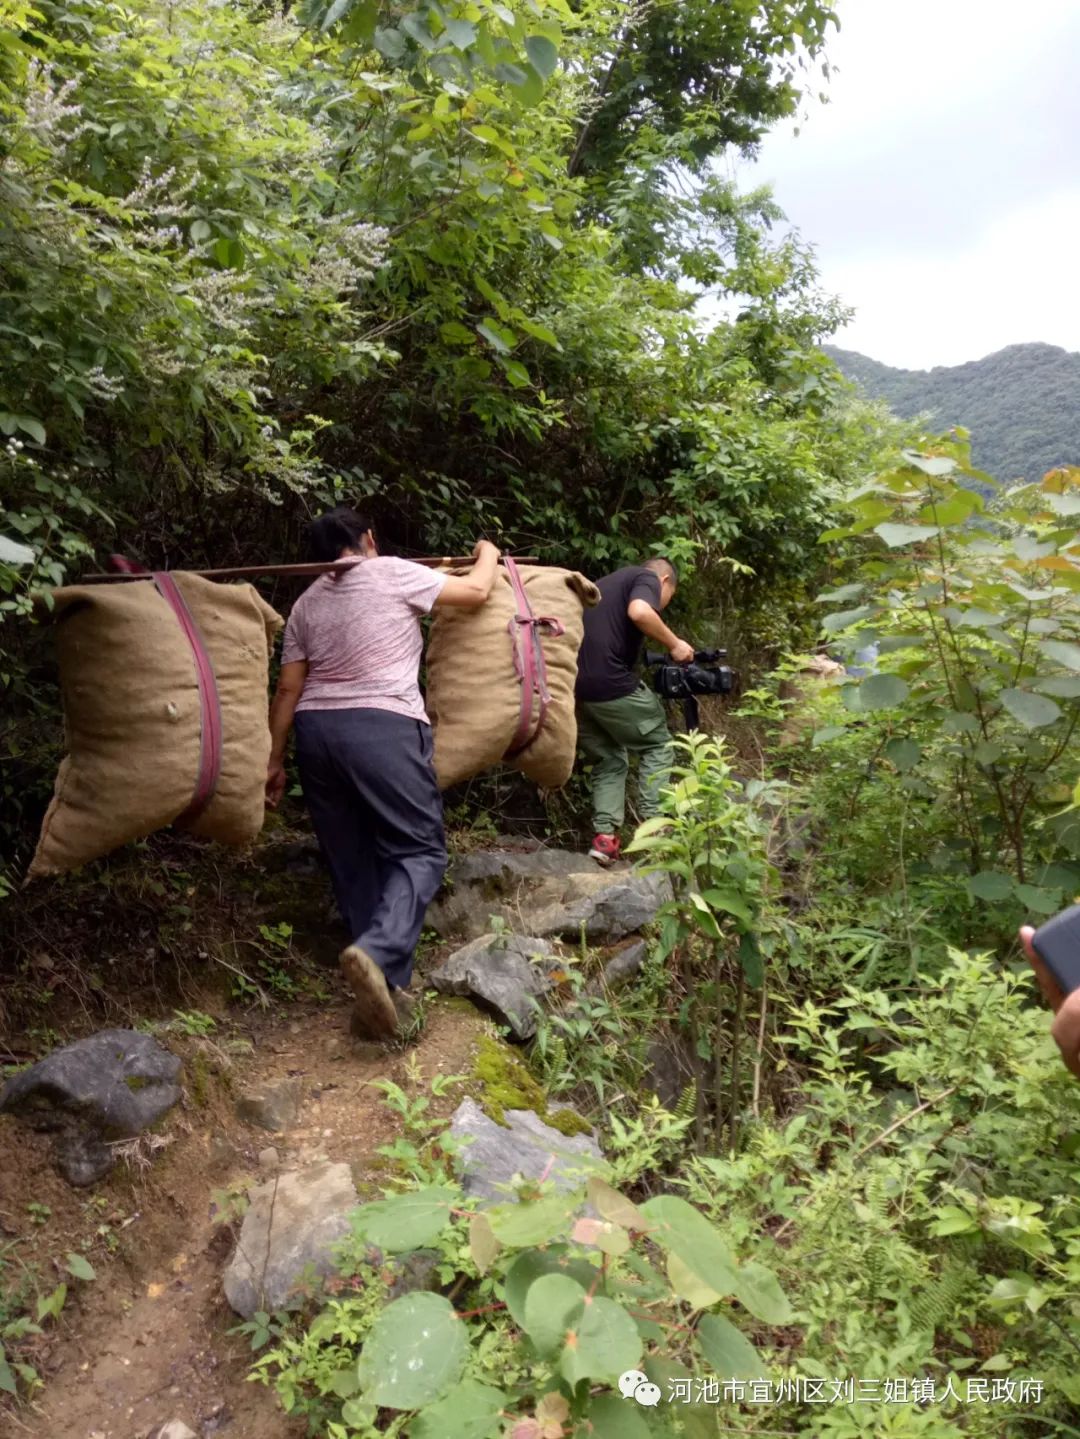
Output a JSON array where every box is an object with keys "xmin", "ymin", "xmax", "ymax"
[{"xmin": 293, "ymin": 708, "xmax": 447, "ymax": 991}]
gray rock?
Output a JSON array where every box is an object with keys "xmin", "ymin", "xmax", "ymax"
[
  {"xmin": 448, "ymin": 1097, "xmax": 603, "ymax": 1205},
  {"xmin": 235, "ymin": 1076, "xmax": 305, "ymax": 1133},
  {"xmin": 431, "ymin": 935, "xmax": 557, "ymax": 1040},
  {"xmin": 428, "ymin": 849, "xmax": 670, "ymax": 943},
  {"xmin": 588, "ymin": 938, "xmax": 648, "ymax": 993},
  {"xmin": 0, "ymin": 1028, "xmax": 182, "ymax": 1135},
  {"xmin": 55, "ymin": 1132, "xmax": 115, "ymax": 1187},
  {"xmin": 0, "ymin": 1029, "xmax": 182, "ymax": 1187},
  {"xmin": 146, "ymin": 1424, "xmax": 197, "ymax": 1439},
  {"xmin": 257, "ymin": 1146, "xmax": 280, "ymax": 1173},
  {"xmin": 527, "ymin": 870, "xmax": 671, "ymax": 941},
  {"xmin": 224, "ymin": 1162, "xmax": 358, "ymax": 1319},
  {"xmin": 208, "ymin": 1131, "xmax": 238, "ymax": 1174}
]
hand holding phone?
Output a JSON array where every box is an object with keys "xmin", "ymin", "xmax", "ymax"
[{"xmin": 1020, "ymin": 915, "xmax": 1080, "ymax": 1079}]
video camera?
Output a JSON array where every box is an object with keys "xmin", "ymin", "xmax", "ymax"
[{"xmin": 645, "ymin": 648, "xmax": 737, "ymax": 730}]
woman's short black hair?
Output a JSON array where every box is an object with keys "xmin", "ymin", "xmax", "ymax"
[{"xmin": 307, "ymin": 507, "xmax": 374, "ymax": 563}]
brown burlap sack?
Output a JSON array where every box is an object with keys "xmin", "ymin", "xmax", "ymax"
[
  {"xmin": 427, "ymin": 564, "xmax": 600, "ymax": 790},
  {"xmin": 29, "ymin": 575, "xmax": 282, "ymax": 878}
]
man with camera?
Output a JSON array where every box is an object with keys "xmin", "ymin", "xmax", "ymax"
[{"xmin": 575, "ymin": 557, "xmax": 693, "ymax": 864}]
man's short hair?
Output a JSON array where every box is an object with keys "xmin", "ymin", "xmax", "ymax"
[{"xmin": 643, "ymin": 556, "xmax": 678, "ymax": 587}]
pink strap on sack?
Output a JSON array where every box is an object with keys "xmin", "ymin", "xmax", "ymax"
[
  {"xmin": 151, "ymin": 573, "xmax": 222, "ymax": 824},
  {"xmin": 106, "ymin": 558, "xmax": 222, "ymax": 824},
  {"xmin": 502, "ymin": 556, "xmax": 565, "ymax": 759}
]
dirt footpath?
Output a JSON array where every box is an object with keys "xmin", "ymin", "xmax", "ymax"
[{"xmin": 2, "ymin": 995, "xmax": 488, "ymax": 1439}]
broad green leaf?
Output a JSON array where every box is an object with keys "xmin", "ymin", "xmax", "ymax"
[
  {"xmin": 1037, "ymin": 675, "xmax": 1080, "ymax": 697},
  {"xmin": 822, "ymin": 604, "xmax": 878, "ymax": 633},
  {"xmin": 357, "ymin": 1293, "xmax": 466, "ymax": 1409},
  {"xmin": 695, "ymin": 1313, "xmax": 766, "ymax": 1380},
  {"xmin": 585, "ymin": 1393, "xmax": 652, "ymax": 1437},
  {"xmin": 493, "ymin": 60, "xmax": 528, "ymax": 85},
  {"xmin": 815, "ymin": 582, "xmax": 865, "ymax": 603},
  {"xmin": 700, "ymin": 889, "xmax": 753, "ymax": 925},
  {"xmin": 374, "ymin": 24, "xmax": 407, "ymax": 58},
  {"xmin": 874, "ymin": 522, "xmax": 940, "ymax": 548},
  {"xmin": 859, "ymin": 673, "xmax": 909, "ymax": 710},
  {"xmin": 1039, "ymin": 639, "xmax": 1080, "ymax": 672},
  {"xmin": 190, "ymin": 218, "xmax": 211, "ymax": 242},
  {"xmin": 957, "ymin": 607, "xmax": 1003, "ymax": 628},
  {"xmin": 65, "ymin": 1253, "xmax": 96, "ymax": 1282},
  {"xmin": 13, "ymin": 415, "xmax": 45, "ymax": 445},
  {"xmin": 411, "ymin": 1380, "xmax": 506, "ymax": 1439},
  {"xmin": 0, "ymin": 1348, "xmax": 13, "ymax": 1396},
  {"xmin": 475, "ymin": 320, "xmax": 515, "ymax": 354},
  {"xmin": 523, "ymin": 1273, "xmax": 585, "ymax": 1355},
  {"xmin": 586, "ymin": 1177, "xmax": 647, "ymax": 1230},
  {"xmin": 1015, "ymin": 883, "xmax": 1062, "ymax": 915},
  {"xmin": 903, "ymin": 451, "xmax": 957, "ymax": 476},
  {"xmin": 499, "ymin": 358, "xmax": 530, "ymax": 389},
  {"xmin": 1045, "ymin": 492, "xmax": 1080, "ymax": 517},
  {"xmin": 967, "ymin": 871, "xmax": 1015, "ymax": 902},
  {"xmin": 1000, "ymin": 688, "xmax": 1062, "ymax": 729},
  {"xmin": 559, "ymin": 1295, "xmax": 641, "ymax": 1385},
  {"xmin": 319, "ymin": 0, "xmax": 355, "ymax": 31},
  {"xmin": 974, "ymin": 741, "xmax": 1004, "ymax": 765},
  {"xmin": 440, "ymin": 321, "xmax": 474, "ymax": 345},
  {"xmin": 524, "ymin": 34, "xmax": 558, "ymax": 78},
  {"xmin": 811, "ymin": 726, "xmax": 846, "ymax": 746},
  {"xmin": 442, "ymin": 17, "xmax": 476, "ymax": 48},
  {"xmin": 942, "ymin": 711, "xmax": 978, "ymax": 735},
  {"xmin": 639, "ymin": 1195, "xmax": 738, "ymax": 1297},
  {"xmin": 469, "ymin": 1213, "xmax": 499, "ymax": 1274},
  {"xmin": 738, "ymin": 930, "xmax": 764, "ymax": 989},
  {"xmin": 401, "ymin": 11, "xmax": 437, "ymax": 48},
  {"xmin": 508, "ymin": 63, "xmax": 544, "ymax": 107},
  {"xmin": 488, "ymin": 1191, "xmax": 580, "ymax": 1248},
  {"xmin": 503, "ymin": 1247, "xmax": 596, "ymax": 1327},
  {"xmin": 353, "ymin": 1186, "xmax": 455, "ymax": 1252},
  {"xmin": 884, "ymin": 737, "xmax": 921, "ymax": 772},
  {"xmin": 986, "ymin": 1276, "xmax": 1033, "ymax": 1307},
  {"xmin": 667, "ymin": 1251, "xmax": 721, "ymax": 1308},
  {"xmin": 877, "ymin": 634, "xmax": 925, "ymax": 654},
  {"xmin": 518, "ymin": 317, "xmax": 560, "ymax": 349},
  {"xmin": 732, "ymin": 1261, "xmax": 793, "ymax": 1325}
]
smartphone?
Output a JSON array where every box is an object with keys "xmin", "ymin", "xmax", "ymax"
[{"xmin": 1030, "ymin": 904, "xmax": 1080, "ymax": 997}]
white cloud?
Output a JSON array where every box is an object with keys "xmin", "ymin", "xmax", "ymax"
[
  {"xmin": 824, "ymin": 189, "xmax": 1080, "ymax": 368},
  {"xmin": 737, "ymin": 0, "xmax": 1080, "ymax": 367}
]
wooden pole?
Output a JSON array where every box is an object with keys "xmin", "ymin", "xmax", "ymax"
[{"xmin": 80, "ymin": 556, "xmax": 539, "ymax": 583}]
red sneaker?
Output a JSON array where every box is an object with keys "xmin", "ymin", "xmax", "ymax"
[{"xmin": 589, "ymin": 833, "xmax": 621, "ymax": 865}]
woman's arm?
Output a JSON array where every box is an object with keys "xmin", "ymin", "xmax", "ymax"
[
  {"xmin": 434, "ymin": 540, "xmax": 501, "ymax": 609},
  {"xmin": 266, "ymin": 659, "xmax": 308, "ymax": 807}
]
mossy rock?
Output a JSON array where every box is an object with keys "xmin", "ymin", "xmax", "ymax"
[{"xmin": 469, "ymin": 1034, "xmax": 592, "ymax": 1138}]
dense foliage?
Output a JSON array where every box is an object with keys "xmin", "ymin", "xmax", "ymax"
[
  {"xmin": 826, "ymin": 341, "xmax": 1080, "ymax": 486},
  {"xmin": 0, "ymin": 0, "xmax": 889, "ymax": 880}
]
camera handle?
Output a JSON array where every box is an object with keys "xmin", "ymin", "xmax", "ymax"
[{"xmin": 682, "ymin": 695, "xmax": 700, "ymax": 733}]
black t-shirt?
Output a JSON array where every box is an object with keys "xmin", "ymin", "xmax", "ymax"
[{"xmin": 575, "ymin": 566, "xmax": 662, "ymax": 702}]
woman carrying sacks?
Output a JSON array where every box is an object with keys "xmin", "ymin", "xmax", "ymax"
[{"xmin": 266, "ymin": 508, "xmax": 499, "ymax": 1038}]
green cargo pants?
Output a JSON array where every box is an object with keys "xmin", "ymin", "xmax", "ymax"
[{"xmin": 576, "ymin": 684, "xmax": 673, "ymax": 834}]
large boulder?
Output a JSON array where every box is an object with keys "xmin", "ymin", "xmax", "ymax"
[
  {"xmin": 427, "ymin": 849, "xmax": 670, "ymax": 943},
  {"xmin": 449, "ymin": 1097, "xmax": 603, "ymax": 1205},
  {"xmin": 0, "ymin": 1029, "xmax": 182, "ymax": 1186},
  {"xmin": 431, "ymin": 935, "xmax": 557, "ymax": 1040},
  {"xmin": 224, "ymin": 1162, "xmax": 358, "ymax": 1319}
]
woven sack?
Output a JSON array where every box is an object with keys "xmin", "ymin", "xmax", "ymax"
[
  {"xmin": 427, "ymin": 564, "xmax": 599, "ymax": 790},
  {"xmin": 29, "ymin": 575, "xmax": 282, "ymax": 877}
]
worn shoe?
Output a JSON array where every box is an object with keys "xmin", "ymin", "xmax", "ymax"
[
  {"xmin": 340, "ymin": 945, "xmax": 398, "ymax": 1038},
  {"xmin": 588, "ymin": 833, "xmax": 621, "ymax": 865}
]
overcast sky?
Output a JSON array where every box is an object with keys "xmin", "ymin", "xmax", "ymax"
[{"xmin": 738, "ymin": 0, "xmax": 1080, "ymax": 370}]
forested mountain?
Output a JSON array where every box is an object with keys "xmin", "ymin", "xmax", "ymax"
[{"xmin": 825, "ymin": 341, "xmax": 1080, "ymax": 482}]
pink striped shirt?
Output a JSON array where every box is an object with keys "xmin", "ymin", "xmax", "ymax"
[{"xmin": 281, "ymin": 558, "xmax": 445, "ymax": 723}]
